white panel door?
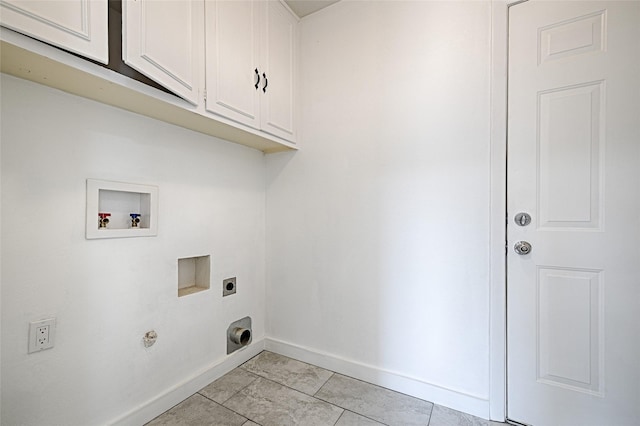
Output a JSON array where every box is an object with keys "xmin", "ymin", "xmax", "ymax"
[
  {"xmin": 507, "ymin": 1, "xmax": 640, "ymax": 425},
  {"xmin": 205, "ymin": 0, "xmax": 261, "ymax": 128},
  {"xmin": 259, "ymin": 0, "xmax": 296, "ymax": 141},
  {"xmin": 123, "ymin": 0, "xmax": 201, "ymax": 105},
  {"xmin": 0, "ymin": 0, "xmax": 108, "ymax": 63}
]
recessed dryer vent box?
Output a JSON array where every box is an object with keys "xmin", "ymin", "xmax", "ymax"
[
  {"xmin": 86, "ymin": 179, "xmax": 158, "ymax": 239},
  {"xmin": 178, "ymin": 255, "xmax": 211, "ymax": 297}
]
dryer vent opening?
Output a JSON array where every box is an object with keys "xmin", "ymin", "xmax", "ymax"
[
  {"xmin": 230, "ymin": 327, "xmax": 251, "ymax": 346},
  {"xmin": 227, "ymin": 316, "xmax": 252, "ymax": 354}
]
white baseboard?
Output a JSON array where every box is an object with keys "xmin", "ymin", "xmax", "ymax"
[
  {"xmin": 110, "ymin": 339, "xmax": 265, "ymax": 426},
  {"xmin": 265, "ymin": 337, "xmax": 490, "ymax": 420}
]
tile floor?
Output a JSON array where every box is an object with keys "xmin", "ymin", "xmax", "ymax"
[{"xmin": 146, "ymin": 351, "xmax": 505, "ymax": 426}]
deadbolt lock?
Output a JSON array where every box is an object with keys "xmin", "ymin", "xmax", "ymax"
[{"xmin": 514, "ymin": 212, "xmax": 532, "ymax": 226}]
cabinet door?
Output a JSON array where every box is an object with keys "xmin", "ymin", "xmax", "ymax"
[
  {"xmin": 123, "ymin": 0, "xmax": 201, "ymax": 105},
  {"xmin": 0, "ymin": 0, "xmax": 108, "ymax": 64},
  {"xmin": 260, "ymin": 0, "xmax": 297, "ymax": 142},
  {"xmin": 205, "ymin": 0, "xmax": 260, "ymax": 128}
]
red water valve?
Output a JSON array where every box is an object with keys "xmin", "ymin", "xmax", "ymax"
[{"xmin": 98, "ymin": 213, "xmax": 111, "ymax": 228}]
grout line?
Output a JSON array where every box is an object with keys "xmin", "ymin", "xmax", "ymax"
[
  {"xmin": 242, "ymin": 374, "xmax": 341, "ymax": 424},
  {"xmin": 178, "ymin": 350, "xmax": 437, "ymax": 426},
  {"xmin": 223, "ymin": 372, "xmax": 260, "ymax": 405},
  {"xmin": 242, "ymin": 417, "xmax": 265, "ymax": 426},
  {"xmin": 332, "ymin": 409, "xmax": 346, "ymax": 426},
  {"xmin": 194, "ymin": 393, "xmax": 251, "ymax": 424},
  {"xmin": 244, "ymin": 351, "xmax": 410, "ymax": 425},
  {"xmin": 340, "ymin": 408, "xmax": 393, "ymax": 426},
  {"xmin": 331, "ymin": 371, "xmax": 434, "ymax": 404},
  {"xmin": 202, "ymin": 354, "xmax": 339, "ymax": 426},
  {"xmin": 197, "ymin": 371, "xmax": 259, "ymax": 406},
  {"xmin": 222, "ymin": 371, "xmax": 348, "ymax": 423},
  {"xmin": 245, "ymin": 350, "xmax": 338, "ymax": 397},
  {"xmin": 252, "ymin": 374, "xmax": 333, "ymax": 401},
  {"xmin": 312, "ymin": 392, "xmax": 391, "ymax": 426},
  {"xmin": 236, "ymin": 367, "xmax": 391, "ymax": 426},
  {"xmin": 196, "ymin": 370, "xmax": 264, "ymax": 425},
  {"xmin": 313, "ymin": 372, "xmax": 338, "ymax": 399},
  {"xmin": 315, "ymin": 371, "xmax": 336, "ymax": 397},
  {"xmin": 239, "ymin": 350, "xmax": 265, "ymax": 369}
]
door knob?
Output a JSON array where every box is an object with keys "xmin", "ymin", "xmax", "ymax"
[{"xmin": 514, "ymin": 241, "xmax": 532, "ymax": 255}]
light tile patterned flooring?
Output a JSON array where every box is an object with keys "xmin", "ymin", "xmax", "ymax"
[{"xmin": 146, "ymin": 351, "xmax": 505, "ymax": 426}]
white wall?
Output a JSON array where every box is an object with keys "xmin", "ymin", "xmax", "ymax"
[
  {"xmin": 0, "ymin": 74, "xmax": 266, "ymax": 425},
  {"xmin": 266, "ymin": 0, "xmax": 493, "ymax": 416}
]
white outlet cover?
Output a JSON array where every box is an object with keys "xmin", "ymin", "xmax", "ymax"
[{"xmin": 28, "ymin": 318, "xmax": 56, "ymax": 354}]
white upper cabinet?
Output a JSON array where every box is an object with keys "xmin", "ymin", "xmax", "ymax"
[
  {"xmin": 259, "ymin": 0, "xmax": 297, "ymax": 141},
  {"xmin": 123, "ymin": 0, "xmax": 201, "ymax": 105},
  {"xmin": 0, "ymin": 0, "xmax": 108, "ymax": 64},
  {"xmin": 205, "ymin": 0, "xmax": 297, "ymax": 142},
  {"xmin": 205, "ymin": 0, "xmax": 260, "ymax": 129}
]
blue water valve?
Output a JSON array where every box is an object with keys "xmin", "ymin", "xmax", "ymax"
[{"xmin": 130, "ymin": 213, "xmax": 141, "ymax": 228}]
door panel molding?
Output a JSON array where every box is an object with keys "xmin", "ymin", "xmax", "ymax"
[
  {"xmin": 536, "ymin": 266, "xmax": 604, "ymax": 396},
  {"xmin": 536, "ymin": 80, "xmax": 605, "ymax": 230},
  {"xmin": 538, "ymin": 9, "xmax": 606, "ymax": 65}
]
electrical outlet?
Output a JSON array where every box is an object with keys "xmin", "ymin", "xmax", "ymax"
[
  {"xmin": 36, "ymin": 325, "xmax": 49, "ymax": 346},
  {"xmin": 223, "ymin": 277, "xmax": 237, "ymax": 297},
  {"xmin": 28, "ymin": 318, "xmax": 56, "ymax": 353}
]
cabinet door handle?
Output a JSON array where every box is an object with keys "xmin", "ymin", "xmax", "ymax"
[
  {"xmin": 254, "ymin": 68, "xmax": 260, "ymax": 90},
  {"xmin": 262, "ymin": 72, "xmax": 268, "ymax": 93}
]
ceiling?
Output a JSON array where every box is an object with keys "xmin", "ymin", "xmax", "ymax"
[{"xmin": 285, "ymin": 0, "xmax": 340, "ymax": 18}]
